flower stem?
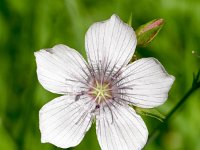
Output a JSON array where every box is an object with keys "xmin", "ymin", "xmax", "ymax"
[{"xmin": 147, "ymin": 76, "xmax": 200, "ymax": 145}]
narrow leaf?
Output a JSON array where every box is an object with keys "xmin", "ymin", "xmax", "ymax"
[{"xmin": 134, "ymin": 107, "xmax": 165, "ymax": 122}]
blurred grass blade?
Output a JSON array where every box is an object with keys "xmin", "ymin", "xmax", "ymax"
[
  {"xmin": 127, "ymin": 13, "xmax": 133, "ymax": 26},
  {"xmin": 136, "ymin": 18, "xmax": 164, "ymax": 47},
  {"xmin": 192, "ymin": 70, "xmax": 200, "ymax": 88}
]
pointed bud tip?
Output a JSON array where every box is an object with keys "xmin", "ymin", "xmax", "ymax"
[
  {"xmin": 136, "ymin": 18, "xmax": 165, "ymax": 47},
  {"xmin": 142, "ymin": 18, "xmax": 164, "ymax": 33}
]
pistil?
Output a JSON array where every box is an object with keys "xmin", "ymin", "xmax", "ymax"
[{"xmin": 89, "ymin": 80, "xmax": 112, "ymax": 104}]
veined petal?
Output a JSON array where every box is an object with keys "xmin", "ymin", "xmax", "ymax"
[
  {"xmin": 96, "ymin": 102, "xmax": 148, "ymax": 150},
  {"xmin": 35, "ymin": 44, "xmax": 90, "ymax": 94},
  {"xmin": 39, "ymin": 95, "xmax": 95, "ymax": 148},
  {"xmin": 118, "ymin": 58, "xmax": 175, "ymax": 108},
  {"xmin": 85, "ymin": 14, "xmax": 136, "ymax": 75}
]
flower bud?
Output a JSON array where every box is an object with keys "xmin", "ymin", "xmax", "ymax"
[{"xmin": 136, "ymin": 19, "xmax": 164, "ymax": 47}]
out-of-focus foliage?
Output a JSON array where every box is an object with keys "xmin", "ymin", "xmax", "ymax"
[{"xmin": 0, "ymin": 0, "xmax": 200, "ymax": 150}]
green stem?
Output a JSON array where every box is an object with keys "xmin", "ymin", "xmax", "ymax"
[
  {"xmin": 147, "ymin": 81, "xmax": 200, "ymax": 145},
  {"xmin": 165, "ymin": 87, "xmax": 195, "ymax": 122}
]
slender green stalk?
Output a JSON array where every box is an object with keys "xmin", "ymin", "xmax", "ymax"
[{"xmin": 147, "ymin": 76, "xmax": 200, "ymax": 145}]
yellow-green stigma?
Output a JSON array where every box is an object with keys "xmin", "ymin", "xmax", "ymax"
[{"xmin": 90, "ymin": 81, "xmax": 112, "ymax": 104}]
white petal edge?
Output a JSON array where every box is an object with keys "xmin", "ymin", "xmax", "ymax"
[
  {"xmin": 39, "ymin": 95, "xmax": 95, "ymax": 148},
  {"xmin": 118, "ymin": 57, "xmax": 175, "ymax": 108},
  {"xmin": 34, "ymin": 44, "xmax": 89, "ymax": 94},
  {"xmin": 85, "ymin": 14, "xmax": 137, "ymax": 74},
  {"xmin": 96, "ymin": 102, "xmax": 148, "ymax": 150}
]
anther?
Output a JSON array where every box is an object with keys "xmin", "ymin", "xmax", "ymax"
[
  {"xmin": 95, "ymin": 104, "xmax": 100, "ymax": 109},
  {"xmin": 75, "ymin": 91, "xmax": 85, "ymax": 101},
  {"xmin": 75, "ymin": 95, "xmax": 80, "ymax": 101}
]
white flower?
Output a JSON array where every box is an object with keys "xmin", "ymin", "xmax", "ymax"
[{"xmin": 35, "ymin": 14, "xmax": 175, "ymax": 150}]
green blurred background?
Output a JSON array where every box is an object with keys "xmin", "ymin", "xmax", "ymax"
[{"xmin": 0, "ymin": 0, "xmax": 200, "ymax": 149}]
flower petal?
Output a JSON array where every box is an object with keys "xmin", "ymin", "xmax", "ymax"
[
  {"xmin": 35, "ymin": 44, "xmax": 90, "ymax": 94},
  {"xmin": 117, "ymin": 58, "xmax": 175, "ymax": 108},
  {"xmin": 85, "ymin": 14, "xmax": 136, "ymax": 75},
  {"xmin": 96, "ymin": 102, "xmax": 148, "ymax": 150},
  {"xmin": 39, "ymin": 95, "xmax": 95, "ymax": 148}
]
